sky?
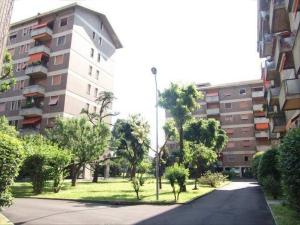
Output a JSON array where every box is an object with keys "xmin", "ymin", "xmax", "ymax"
[{"xmin": 11, "ymin": 0, "xmax": 261, "ymax": 150}]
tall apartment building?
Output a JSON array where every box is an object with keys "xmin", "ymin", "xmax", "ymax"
[
  {"xmin": 166, "ymin": 80, "xmax": 271, "ymax": 177},
  {"xmin": 257, "ymin": 0, "xmax": 300, "ymax": 141},
  {"xmin": 0, "ymin": 0, "xmax": 14, "ymax": 71},
  {"xmin": 0, "ymin": 3, "xmax": 122, "ymax": 133}
]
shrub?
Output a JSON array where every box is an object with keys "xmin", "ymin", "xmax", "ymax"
[
  {"xmin": 279, "ymin": 128, "xmax": 300, "ymax": 210},
  {"xmin": 132, "ymin": 177, "xmax": 141, "ymax": 200},
  {"xmin": 257, "ymin": 148, "xmax": 280, "ymax": 185},
  {"xmin": 222, "ymin": 170, "xmax": 236, "ymax": 180},
  {"xmin": 262, "ymin": 175, "xmax": 281, "ymax": 199},
  {"xmin": 0, "ymin": 132, "xmax": 24, "ymax": 207},
  {"xmin": 165, "ymin": 164, "xmax": 189, "ymax": 202},
  {"xmin": 199, "ymin": 171, "xmax": 228, "ymax": 188},
  {"xmin": 251, "ymin": 151, "xmax": 264, "ymax": 178}
]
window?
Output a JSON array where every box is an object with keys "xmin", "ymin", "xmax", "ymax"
[
  {"xmin": 0, "ymin": 103, "xmax": 6, "ymax": 112},
  {"xmin": 52, "ymin": 75, "xmax": 62, "ymax": 86},
  {"xmin": 92, "ymin": 32, "xmax": 95, "ymax": 39},
  {"xmin": 15, "ymin": 63, "xmax": 22, "ymax": 72},
  {"xmin": 96, "ymin": 70, "xmax": 100, "ymax": 80},
  {"xmin": 240, "ymin": 101, "xmax": 248, "ymax": 109},
  {"xmin": 227, "ymin": 142, "xmax": 235, "ymax": 148},
  {"xmin": 54, "ymin": 55, "xmax": 64, "ymax": 65},
  {"xmin": 225, "ymin": 115, "xmax": 233, "ymax": 121},
  {"xmin": 227, "ymin": 155, "xmax": 235, "ymax": 162},
  {"xmin": 100, "ymin": 22, "xmax": 103, "ymax": 30},
  {"xmin": 224, "ymin": 90, "xmax": 231, "ymax": 96},
  {"xmin": 97, "ymin": 53, "xmax": 100, "ymax": 63},
  {"xmin": 239, "ymin": 88, "xmax": 246, "ymax": 95},
  {"xmin": 49, "ymin": 96, "xmax": 59, "ymax": 106},
  {"xmin": 19, "ymin": 45, "xmax": 26, "ymax": 54},
  {"xmin": 21, "ymin": 62, "xmax": 27, "ymax": 70},
  {"xmin": 89, "ymin": 66, "xmax": 93, "ymax": 75},
  {"xmin": 47, "ymin": 118, "xmax": 55, "ymax": 127},
  {"xmin": 86, "ymin": 103, "xmax": 89, "ymax": 111},
  {"xmin": 9, "ymin": 33, "xmax": 17, "ymax": 41},
  {"xmin": 87, "ymin": 84, "xmax": 91, "ymax": 95},
  {"xmin": 23, "ymin": 27, "xmax": 30, "ymax": 36},
  {"xmin": 244, "ymin": 156, "xmax": 249, "ymax": 162},
  {"xmin": 93, "ymin": 106, "xmax": 97, "ymax": 113},
  {"xmin": 226, "ymin": 128, "xmax": 234, "ymax": 135},
  {"xmin": 225, "ymin": 103, "xmax": 232, "ymax": 109},
  {"xmin": 98, "ymin": 37, "xmax": 102, "ymax": 46},
  {"xmin": 10, "ymin": 101, "xmax": 19, "ymax": 111},
  {"xmin": 57, "ymin": 36, "xmax": 66, "ymax": 46},
  {"xmin": 241, "ymin": 127, "xmax": 250, "ymax": 133},
  {"xmin": 90, "ymin": 48, "xmax": 94, "ymax": 58},
  {"xmin": 243, "ymin": 140, "xmax": 251, "ymax": 147},
  {"xmin": 241, "ymin": 115, "xmax": 249, "ymax": 120},
  {"xmin": 8, "ymin": 48, "xmax": 15, "ymax": 56},
  {"xmin": 94, "ymin": 88, "xmax": 98, "ymax": 97},
  {"xmin": 60, "ymin": 17, "xmax": 68, "ymax": 27}
]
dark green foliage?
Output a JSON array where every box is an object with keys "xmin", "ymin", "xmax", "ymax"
[
  {"xmin": 0, "ymin": 132, "xmax": 23, "ymax": 207},
  {"xmin": 257, "ymin": 148, "xmax": 280, "ymax": 184},
  {"xmin": 165, "ymin": 164, "xmax": 189, "ymax": 201},
  {"xmin": 199, "ymin": 171, "xmax": 228, "ymax": 188},
  {"xmin": 279, "ymin": 128, "xmax": 300, "ymax": 210},
  {"xmin": 262, "ymin": 175, "xmax": 281, "ymax": 199},
  {"xmin": 222, "ymin": 170, "xmax": 237, "ymax": 180},
  {"xmin": 251, "ymin": 151, "xmax": 264, "ymax": 178}
]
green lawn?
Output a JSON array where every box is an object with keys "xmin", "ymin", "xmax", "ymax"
[
  {"xmin": 12, "ymin": 178, "xmax": 228, "ymax": 204},
  {"xmin": 269, "ymin": 204, "xmax": 300, "ymax": 225}
]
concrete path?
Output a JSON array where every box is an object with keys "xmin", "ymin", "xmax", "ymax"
[{"xmin": 3, "ymin": 180, "xmax": 275, "ymax": 225}]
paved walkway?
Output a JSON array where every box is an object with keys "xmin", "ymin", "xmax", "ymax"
[{"xmin": 3, "ymin": 180, "xmax": 275, "ymax": 225}]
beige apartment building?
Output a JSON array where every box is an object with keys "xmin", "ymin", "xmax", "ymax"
[
  {"xmin": 257, "ymin": 0, "xmax": 300, "ymax": 141},
  {"xmin": 0, "ymin": 0, "xmax": 14, "ymax": 71},
  {"xmin": 167, "ymin": 80, "xmax": 271, "ymax": 177},
  {"xmin": 0, "ymin": 3, "xmax": 122, "ymax": 134}
]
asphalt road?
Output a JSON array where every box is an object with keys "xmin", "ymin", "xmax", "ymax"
[{"xmin": 3, "ymin": 180, "xmax": 275, "ymax": 225}]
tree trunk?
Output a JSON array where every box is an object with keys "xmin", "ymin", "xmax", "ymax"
[
  {"xmin": 179, "ymin": 126, "xmax": 184, "ymax": 164},
  {"xmin": 71, "ymin": 163, "xmax": 82, "ymax": 186},
  {"xmin": 131, "ymin": 164, "xmax": 137, "ymax": 179},
  {"xmin": 159, "ymin": 175, "xmax": 162, "ymax": 189},
  {"xmin": 104, "ymin": 159, "xmax": 110, "ymax": 179},
  {"xmin": 71, "ymin": 163, "xmax": 77, "ymax": 186},
  {"xmin": 92, "ymin": 163, "xmax": 100, "ymax": 183}
]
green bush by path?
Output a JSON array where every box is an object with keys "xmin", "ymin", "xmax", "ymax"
[
  {"xmin": 251, "ymin": 151, "xmax": 264, "ymax": 178},
  {"xmin": 270, "ymin": 203, "xmax": 300, "ymax": 225},
  {"xmin": 257, "ymin": 148, "xmax": 280, "ymax": 184},
  {"xmin": 199, "ymin": 171, "xmax": 228, "ymax": 188}
]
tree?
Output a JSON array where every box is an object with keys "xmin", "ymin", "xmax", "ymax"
[
  {"xmin": 0, "ymin": 130, "xmax": 23, "ymax": 207},
  {"xmin": 81, "ymin": 91, "xmax": 117, "ymax": 183},
  {"xmin": 0, "ymin": 116, "xmax": 18, "ymax": 137},
  {"xmin": 1, "ymin": 50, "xmax": 16, "ymax": 93},
  {"xmin": 279, "ymin": 128, "xmax": 300, "ymax": 210},
  {"xmin": 257, "ymin": 148, "xmax": 280, "ymax": 184},
  {"xmin": 47, "ymin": 117, "xmax": 109, "ymax": 186},
  {"xmin": 251, "ymin": 151, "xmax": 264, "ymax": 178},
  {"xmin": 112, "ymin": 114, "xmax": 150, "ymax": 179},
  {"xmin": 159, "ymin": 83, "xmax": 202, "ymax": 164}
]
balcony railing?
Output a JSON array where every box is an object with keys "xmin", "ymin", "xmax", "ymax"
[
  {"xmin": 255, "ymin": 131, "xmax": 269, "ymax": 138},
  {"xmin": 265, "ymin": 60, "xmax": 279, "ymax": 80},
  {"xmin": 279, "ymin": 78, "xmax": 300, "ymax": 110},
  {"xmin": 25, "ymin": 62, "xmax": 48, "ymax": 77},
  {"xmin": 206, "ymin": 95, "xmax": 219, "ymax": 103},
  {"xmin": 256, "ymin": 145, "xmax": 270, "ymax": 151},
  {"xmin": 280, "ymin": 68, "xmax": 296, "ymax": 82},
  {"xmin": 22, "ymin": 85, "xmax": 45, "ymax": 97},
  {"xmin": 270, "ymin": 114, "xmax": 286, "ymax": 133},
  {"xmin": 31, "ymin": 24, "xmax": 53, "ymax": 41},
  {"xmin": 259, "ymin": 34, "xmax": 274, "ymax": 57},
  {"xmin": 252, "ymin": 90, "xmax": 264, "ymax": 98},
  {"xmin": 253, "ymin": 104, "xmax": 264, "ymax": 112},
  {"xmin": 266, "ymin": 104, "xmax": 279, "ymax": 117},
  {"xmin": 28, "ymin": 44, "xmax": 50, "ymax": 56},
  {"xmin": 254, "ymin": 117, "xmax": 269, "ymax": 124},
  {"xmin": 267, "ymin": 87, "xmax": 280, "ymax": 106},
  {"xmin": 274, "ymin": 36, "xmax": 295, "ymax": 70},
  {"xmin": 206, "ymin": 108, "xmax": 220, "ymax": 115},
  {"xmin": 19, "ymin": 106, "xmax": 43, "ymax": 117},
  {"xmin": 269, "ymin": 0, "xmax": 290, "ymax": 33}
]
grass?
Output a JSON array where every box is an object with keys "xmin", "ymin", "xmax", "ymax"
[
  {"xmin": 12, "ymin": 177, "xmax": 229, "ymax": 204},
  {"xmin": 0, "ymin": 213, "xmax": 13, "ymax": 225},
  {"xmin": 269, "ymin": 204, "xmax": 300, "ymax": 225}
]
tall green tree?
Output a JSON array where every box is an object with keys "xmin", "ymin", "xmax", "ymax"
[
  {"xmin": 81, "ymin": 91, "xmax": 117, "ymax": 182},
  {"xmin": 159, "ymin": 83, "xmax": 202, "ymax": 163},
  {"xmin": 1, "ymin": 50, "xmax": 16, "ymax": 93},
  {"xmin": 47, "ymin": 117, "xmax": 110, "ymax": 186},
  {"xmin": 112, "ymin": 114, "xmax": 150, "ymax": 179}
]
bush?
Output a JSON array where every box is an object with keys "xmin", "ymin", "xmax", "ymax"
[
  {"xmin": 257, "ymin": 148, "xmax": 280, "ymax": 185},
  {"xmin": 279, "ymin": 128, "xmax": 300, "ymax": 210},
  {"xmin": 132, "ymin": 177, "xmax": 141, "ymax": 200},
  {"xmin": 165, "ymin": 164, "xmax": 189, "ymax": 202},
  {"xmin": 0, "ymin": 132, "xmax": 24, "ymax": 207},
  {"xmin": 251, "ymin": 151, "xmax": 264, "ymax": 178},
  {"xmin": 222, "ymin": 170, "xmax": 237, "ymax": 180},
  {"xmin": 262, "ymin": 175, "xmax": 281, "ymax": 199},
  {"xmin": 199, "ymin": 171, "xmax": 228, "ymax": 187}
]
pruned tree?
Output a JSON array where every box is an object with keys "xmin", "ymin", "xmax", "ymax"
[
  {"xmin": 1, "ymin": 50, "xmax": 16, "ymax": 93},
  {"xmin": 112, "ymin": 114, "xmax": 150, "ymax": 179}
]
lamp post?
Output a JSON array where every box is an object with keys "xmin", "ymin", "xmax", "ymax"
[{"xmin": 151, "ymin": 66, "xmax": 159, "ymax": 201}]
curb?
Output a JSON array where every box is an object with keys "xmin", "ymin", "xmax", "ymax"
[
  {"xmin": 0, "ymin": 212, "xmax": 14, "ymax": 225},
  {"xmin": 261, "ymin": 189, "xmax": 278, "ymax": 225}
]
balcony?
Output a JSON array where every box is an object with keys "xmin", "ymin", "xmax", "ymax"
[
  {"xmin": 274, "ymin": 36, "xmax": 294, "ymax": 70},
  {"xmin": 266, "ymin": 104, "xmax": 279, "ymax": 117},
  {"xmin": 267, "ymin": 87, "xmax": 280, "ymax": 106},
  {"xmin": 259, "ymin": 34, "xmax": 274, "ymax": 58},
  {"xmin": 253, "ymin": 104, "xmax": 264, "ymax": 112},
  {"xmin": 28, "ymin": 44, "xmax": 50, "ymax": 56},
  {"xmin": 280, "ymin": 68, "xmax": 296, "ymax": 82},
  {"xmin": 22, "ymin": 85, "xmax": 45, "ymax": 97},
  {"xmin": 19, "ymin": 104, "xmax": 43, "ymax": 117},
  {"xmin": 254, "ymin": 117, "xmax": 269, "ymax": 124},
  {"xmin": 279, "ymin": 79, "xmax": 300, "ymax": 110},
  {"xmin": 31, "ymin": 24, "xmax": 53, "ymax": 41},
  {"xmin": 256, "ymin": 145, "xmax": 270, "ymax": 151},
  {"xmin": 293, "ymin": 29, "xmax": 300, "ymax": 74},
  {"xmin": 25, "ymin": 62, "xmax": 48, "ymax": 77},
  {"xmin": 206, "ymin": 108, "xmax": 220, "ymax": 115},
  {"xmin": 269, "ymin": 131, "xmax": 281, "ymax": 139},
  {"xmin": 265, "ymin": 60, "xmax": 279, "ymax": 80},
  {"xmin": 285, "ymin": 0, "xmax": 300, "ymax": 12},
  {"xmin": 270, "ymin": 114, "xmax": 286, "ymax": 133},
  {"xmin": 269, "ymin": 0, "xmax": 290, "ymax": 33},
  {"xmin": 252, "ymin": 90, "xmax": 264, "ymax": 98},
  {"xmin": 255, "ymin": 131, "xmax": 269, "ymax": 138},
  {"xmin": 206, "ymin": 95, "xmax": 219, "ymax": 103}
]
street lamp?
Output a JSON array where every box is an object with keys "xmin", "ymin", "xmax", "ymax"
[{"xmin": 151, "ymin": 67, "xmax": 159, "ymax": 201}]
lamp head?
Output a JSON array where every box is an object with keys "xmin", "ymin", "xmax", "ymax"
[{"xmin": 151, "ymin": 67, "xmax": 157, "ymax": 75}]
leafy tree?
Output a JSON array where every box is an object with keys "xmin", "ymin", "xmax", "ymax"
[
  {"xmin": 279, "ymin": 128, "xmax": 300, "ymax": 210},
  {"xmin": 165, "ymin": 164, "xmax": 189, "ymax": 202},
  {"xmin": 0, "ymin": 132, "xmax": 23, "ymax": 207},
  {"xmin": 251, "ymin": 151, "xmax": 264, "ymax": 178},
  {"xmin": 159, "ymin": 83, "xmax": 202, "ymax": 163},
  {"xmin": 112, "ymin": 114, "xmax": 150, "ymax": 179},
  {"xmin": 47, "ymin": 117, "xmax": 109, "ymax": 186},
  {"xmin": 1, "ymin": 50, "xmax": 16, "ymax": 93},
  {"xmin": 0, "ymin": 116, "xmax": 18, "ymax": 137}
]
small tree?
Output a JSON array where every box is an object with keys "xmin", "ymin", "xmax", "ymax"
[
  {"xmin": 279, "ymin": 128, "xmax": 300, "ymax": 210},
  {"xmin": 257, "ymin": 148, "xmax": 280, "ymax": 184},
  {"xmin": 132, "ymin": 177, "xmax": 141, "ymax": 200},
  {"xmin": 165, "ymin": 164, "xmax": 189, "ymax": 202},
  {"xmin": 251, "ymin": 151, "xmax": 264, "ymax": 178},
  {"xmin": 0, "ymin": 132, "xmax": 23, "ymax": 207},
  {"xmin": 1, "ymin": 50, "xmax": 16, "ymax": 93}
]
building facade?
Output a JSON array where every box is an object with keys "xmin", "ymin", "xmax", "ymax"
[
  {"xmin": 0, "ymin": 0, "xmax": 14, "ymax": 71},
  {"xmin": 166, "ymin": 80, "xmax": 271, "ymax": 177},
  {"xmin": 257, "ymin": 0, "xmax": 300, "ymax": 142},
  {"xmin": 0, "ymin": 3, "xmax": 122, "ymax": 134}
]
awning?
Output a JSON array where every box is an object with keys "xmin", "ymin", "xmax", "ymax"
[
  {"xmin": 28, "ymin": 53, "xmax": 46, "ymax": 63},
  {"xmin": 48, "ymin": 96, "xmax": 59, "ymax": 105},
  {"xmin": 32, "ymin": 23, "xmax": 48, "ymax": 29},
  {"xmin": 22, "ymin": 117, "xmax": 41, "ymax": 125},
  {"xmin": 255, "ymin": 123, "xmax": 269, "ymax": 130},
  {"xmin": 206, "ymin": 92, "xmax": 218, "ymax": 97}
]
